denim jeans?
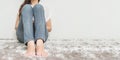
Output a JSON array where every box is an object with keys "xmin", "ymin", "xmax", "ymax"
[{"xmin": 16, "ymin": 4, "xmax": 48, "ymax": 45}]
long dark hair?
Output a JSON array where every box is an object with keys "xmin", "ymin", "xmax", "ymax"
[{"xmin": 19, "ymin": 0, "xmax": 40, "ymax": 16}]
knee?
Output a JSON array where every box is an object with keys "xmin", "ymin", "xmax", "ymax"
[
  {"xmin": 22, "ymin": 4, "xmax": 32, "ymax": 12},
  {"xmin": 33, "ymin": 4, "xmax": 44, "ymax": 10}
]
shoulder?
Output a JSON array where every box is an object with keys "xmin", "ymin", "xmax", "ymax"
[
  {"xmin": 39, "ymin": 1, "xmax": 49, "ymax": 9},
  {"xmin": 39, "ymin": 1, "xmax": 51, "ymax": 21},
  {"xmin": 39, "ymin": 1, "xmax": 50, "ymax": 15}
]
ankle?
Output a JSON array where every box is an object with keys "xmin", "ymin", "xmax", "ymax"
[
  {"xmin": 36, "ymin": 39, "xmax": 44, "ymax": 45},
  {"xmin": 37, "ymin": 39, "xmax": 43, "ymax": 43},
  {"xmin": 27, "ymin": 40, "xmax": 35, "ymax": 47}
]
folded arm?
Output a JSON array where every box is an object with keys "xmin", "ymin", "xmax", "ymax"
[
  {"xmin": 46, "ymin": 18, "xmax": 52, "ymax": 32},
  {"xmin": 15, "ymin": 13, "xmax": 20, "ymax": 30}
]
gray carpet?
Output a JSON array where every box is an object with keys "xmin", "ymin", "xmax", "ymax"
[{"xmin": 0, "ymin": 39, "xmax": 120, "ymax": 60}]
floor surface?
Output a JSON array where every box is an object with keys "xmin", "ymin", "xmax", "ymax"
[{"xmin": 0, "ymin": 39, "xmax": 120, "ymax": 60}]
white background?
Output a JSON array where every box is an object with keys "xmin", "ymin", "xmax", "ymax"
[{"xmin": 0, "ymin": 0, "xmax": 120, "ymax": 39}]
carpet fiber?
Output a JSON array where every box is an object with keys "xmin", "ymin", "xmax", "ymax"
[{"xmin": 0, "ymin": 39, "xmax": 120, "ymax": 60}]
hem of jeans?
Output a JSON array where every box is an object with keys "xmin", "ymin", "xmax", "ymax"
[
  {"xmin": 24, "ymin": 39, "xmax": 34, "ymax": 46},
  {"xmin": 35, "ymin": 37, "xmax": 46, "ymax": 44},
  {"xmin": 17, "ymin": 38, "xmax": 24, "ymax": 43}
]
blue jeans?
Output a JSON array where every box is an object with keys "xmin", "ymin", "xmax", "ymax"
[{"xmin": 16, "ymin": 4, "xmax": 48, "ymax": 45}]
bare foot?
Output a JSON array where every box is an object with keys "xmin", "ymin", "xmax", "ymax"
[
  {"xmin": 36, "ymin": 39, "xmax": 48, "ymax": 57},
  {"xmin": 24, "ymin": 40, "xmax": 35, "ymax": 57}
]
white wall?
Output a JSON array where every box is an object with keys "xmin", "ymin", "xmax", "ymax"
[
  {"xmin": 0, "ymin": 0, "xmax": 22, "ymax": 39},
  {"xmin": 0, "ymin": 0, "xmax": 120, "ymax": 39}
]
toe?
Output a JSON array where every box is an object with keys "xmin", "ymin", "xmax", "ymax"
[
  {"xmin": 24, "ymin": 52, "xmax": 35, "ymax": 57},
  {"xmin": 42, "ymin": 52, "xmax": 48, "ymax": 57}
]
